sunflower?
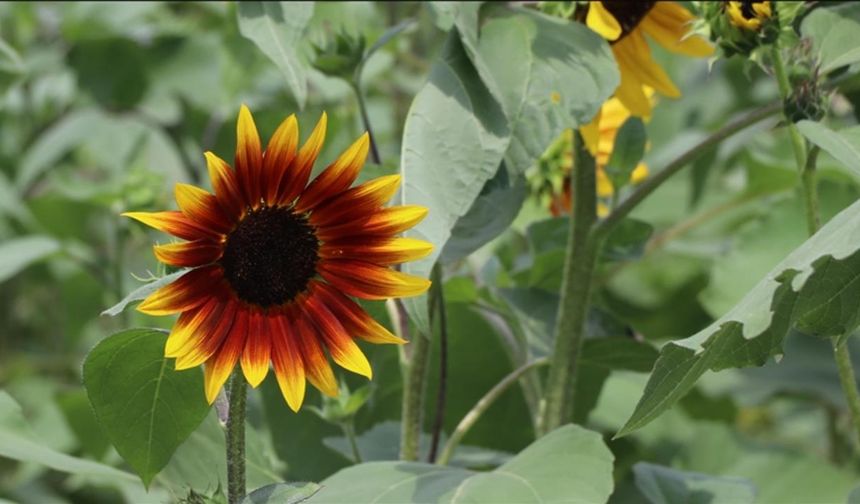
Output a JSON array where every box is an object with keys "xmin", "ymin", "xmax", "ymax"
[
  {"xmin": 583, "ymin": 1, "xmax": 714, "ymax": 117},
  {"xmin": 549, "ymin": 96, "xmax": 649, "ymax": 217},
  {"xmin": 726, "ymin": 1, "xmax": 772, "ymax": 31},
  {"xmin": 124, "ymin": 106, "xmax": 432, "ymax": 411}
]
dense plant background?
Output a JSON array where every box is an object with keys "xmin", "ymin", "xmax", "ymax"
[{"xmin": 2, "ymin": 2, "xmax": 860, "ymax": 503}]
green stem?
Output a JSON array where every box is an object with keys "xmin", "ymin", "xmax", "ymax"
[
  {"xmin": 226, "ymin": 368, "xmax": 247, "ymax": 504},
  {"xmin": 802, "ymin": 146, "xmax": 821, "ymax": 235},
  {"xmin": 342, "ymin": 421, "xmax": 363, "ymax": 463},
  {"xmin": 596, "ymin": 102, "xmax": 782, "ymax": 238},
  {"xmin": 538, "ymin": 132, "xmax": 601, "ymax": 435},
  {"xmin": 834, "ymin": 339, "xmax": 860, "ymax": 445},
  {"xmin": 351, "ymin": 82, "xmax": 381, "ymax": 164},
  {"xmin": 438, "ymin": 358, "xmax": 549, "ymax": 466},
  {"xmin": 400, "ymin": 327, "xmax": 431, "ymax": 461},
  {"xmin": 770, "ymin": 46, "xmax": 808, "ymax": 173},
  {"xmin": 427, "ymin": 263, "xmax": 449, "ymax": 463}
]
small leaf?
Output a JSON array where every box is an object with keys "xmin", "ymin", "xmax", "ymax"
[
  {"xmin": 101, "ymin": 269, "xmax": 188, "ymax": 317},
  {"xmin": 633, "ymin": 463, "xmax": 756, "ymax": 504},
  {"xmin": 237, "ymin": 2, "xmax": 314, "ymax": 108},
  {"xmin": 605, "ymin": 117, "xmax": 647, "ymax": 191},
  {"xmin": 83, "ymin": 328, "xmax": 211, "ymax": 486},
  {"xmin": 0, "ymin": 235, "xmax": 60, "ymax": 283},
  {"xmin": 310, "ymin": 425, "xmax": 614, "ymax": 502},
  {"xmin": 796, "ymin": 120, "xmax": 860, "ymax": 175},
  {"xmin": 241, "ymin": 483, "xmax": 320, "ymax": 504}
]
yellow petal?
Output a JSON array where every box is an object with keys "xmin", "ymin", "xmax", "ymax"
[{"xmin": 586, "ymin": 2, "xmax": 622, "ymax": 40}]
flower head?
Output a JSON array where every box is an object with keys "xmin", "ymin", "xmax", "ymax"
[
  {"xmin": 125, "ymin": 106, "xmax": 432, "ymax": 411},
  {"xmin": 726, "ymin": 1, "xmax": 772, "ymax": 31},
  {"xmin": 584, "ymin": 1, "xmax": 714, "ymax": 117}
]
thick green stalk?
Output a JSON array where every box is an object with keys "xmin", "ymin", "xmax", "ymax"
[
  {"xmin": 802, "ymin": 146, "xmax": 821, "ymax": 235},
  {"xmin": 438, "ymin": 358, "xmax": 549, "ymax": 465},
  {"xmin": 226, "ymin": 369, "xmax": 247, "ymax": 504},
  {"xmin": 539, "ymin": 132, "xmax": 600, "ymax": 435},
  {"xmin": 834, "ymin": 341, "xmax": 860, "ymax": 444},
  {"xmin": 399, "ymin": 328, "xmax": 430, "ymax": 460}
]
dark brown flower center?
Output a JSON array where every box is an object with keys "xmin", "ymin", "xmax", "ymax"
[
  {"xmin": 220, "ymin": 206, "xmax": 319, "ymax": 307},
  {"xmin": 600, "ymin": 1, "xmax": 656, "ymax": 41}
]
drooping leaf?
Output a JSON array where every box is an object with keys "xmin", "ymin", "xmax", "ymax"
[
  {"xmin": 0, "ymin": 235, "xmax": 60, "ymax": 283},
  {"xmin": 101, "ymin": 269, "xmax": 188, "ymax": 317},
  {"xmin": 633, "ymin": 463, "xmax": 756, "ymax": 504},
  {"xmin": 83, "ymin": 328, "xmax": 211, "ymax": 486},
  {"xmin": 309, "ymin": 425, "xmax": 613, "ymax": 503},
  {"xmin": 237, "ymin": 2, "xmax": 314, "ymax": 108},
  {"xmin": 796, "ymin": 120, "xmax": 860, "ymax": 176},
  {"xmin": 619, "ymin": 197, "xmax": 860, "ymax": 436},
  {"xmin": 0, "ymin": 391, "xmax": 136, "ymax": 481},
  {"xmin": 242, "ymin": 483, "xmax": 321, "ymax": 504}
]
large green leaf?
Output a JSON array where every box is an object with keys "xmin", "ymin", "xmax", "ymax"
[
  {"xmin": 237, "ymin": 2, "xmax": 313, "ymax": 108},
  {"xmin": 309, "ymin": 425, "xmax": 613, "ymax": 503},
  {"xmin": 83, "ymin": 328, "xmax": 211, "ymax": 486},
  {"xmin": 801, "ymin": 2, "xmax": 860, "ymax": 73},
  {"xmin": 633, "ymin": 463, "xmax": 756, "ymax": 504},
  {"xmin": 242, "ymin": 483, "xmax": 320, "ymax": 504},
  {"xmin": 0, "ymin": 391, "xmax": 135, "ymax": 481},
  {"xmin": 0, "ymin": 235, "xmax": 60, "ymax": 283},
  {"xmin": 619, "ymin": 197, "xmax": 860, "ymax": 436},
  {"xmin": 796, "ymin": 120, "xmax": 860, "ymax": 176}
]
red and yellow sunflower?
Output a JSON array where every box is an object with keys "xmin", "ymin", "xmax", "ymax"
[{"xmin": 125, "ymin": 106, "xmax": 432, "ymax": 411}]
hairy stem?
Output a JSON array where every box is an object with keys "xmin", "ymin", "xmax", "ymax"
[
  {"xmin": 539, "ymin": 132, "xmax": 601, "ymax": 435},
  {"xmin": 427, "ymin": 263, "xmax": 449, "ymax": 463},
  {"xmin": 226, "ymin": 369, "xmax": 247, "ymax": 504},
  {"xmin": 438, "ymin": 358, "xmax": 549, "ymax": 466},
  {"xmin": 834, "ymin": 340, "xmax": 860, "ymax": 446},
  {"xmin": 595, "ymin": 102, "xmax": 782, "ymax": 238},
  {"xmin": 400, "ymin": 328, "xmax": 431, "ymax": 461}
]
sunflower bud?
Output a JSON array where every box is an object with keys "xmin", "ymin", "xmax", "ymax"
[
  {"xmin": 703, "ymin": 1, "xmax": 779, "ymax": 57},
  {"xmin": 783, "ymin": 66, "xmax": 828, "ymax": 123},
  {"xmin": 312, "ymin": 31, "xmax": 366, "ymax": 81}
]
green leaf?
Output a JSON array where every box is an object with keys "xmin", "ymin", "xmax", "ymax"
[
  {"xmin": 237, "ymin": 2, "xmax": 314, "ymax": 108},
  {"xmin": 242, "ymin": 483, "xmax": 321, "ymax": 504},
  {"xmin": 101, "ymin": 269, "xmax": 188, "ymax": 317},
  {"xmin": 0, "ymin": 391, "xmax": 136, "ymax": 481},
  {"xmin": 801, "ymin": 2, "xmax": 860, "ymax": 73},
  {"xmin": 633, "ymin": 463, "xmax": 756, "ymax": 504},
  {"xmin": 605, "ymin": 117, "xmax": 647, "ymax": 190},
  {"xmin": 310, "ymin": 425, "xmax": 614, "ymax": 502},
  {"xmin": 83, "ymin": 328, "xmax": 211, "ymax": 486},
  {"xmin": 796, "ymin": 120, "xmax": 860, "ymax": 176},
  {"xmin": 619, "ymin": 196, "xmax": 860, "ymax": 436},
  {"xmin": 0, "ymin": 235, "xmax": 60, "ymax": 283}
]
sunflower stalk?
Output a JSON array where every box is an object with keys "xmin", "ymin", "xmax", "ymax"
[
  {"xmin": 539, "ymin": 131, "xmax": 602, "ymax": 435},
  {"xmin": 427, "ymin": 262, "xmax": 449, "ymax": 463},
  {"xmin": 399, "ymin": 325, "xmax": 430, "ymax": 461},
  {"xmin": 350, "ymin": 81, "xmax": 382, "ymax": 165},
  {"xmin": 226, "ymin": 368, "xmax": 247, "ymax": 504}
]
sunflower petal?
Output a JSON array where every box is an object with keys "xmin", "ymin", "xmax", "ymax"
[
  {"xmin": 642, "ymin": 3, "xmax": 714, "ymax": 57},
  {"xmin": 318, "ymin": 260, "xmax": 431, "ymax": 300},
  {"xmin": 165, "ymin": 297, "xmax": 224, "ymax": 358},
  {"xmin": 293, "ymin": 310, "xmax": 338, "ymax": 397},
  {"xmin": 175, "ymin": 183, "xmax": 232, "ymax": 234},
  {"xmin": 235, "ymin": 105, "xmax": 263, "ymax": 209},
  {"xmin": 174, "ymin": 300, "xmax": 237, "ymax": 370},
  {"xmin": 310, "ymin": 175, "xmax": 401, "ymax": 226},
  {"xmin": 137, "ymin": 266, "xmax": 223, "ymax": 316},
  {"xmin": 615, "ymin": 32, "xmax": 680, "ymax": 99},
  {"xmin": 263, "ymin": 114, "xmax": 299, "ymax": 205},
  {"xmin": 315, "ymin": 205, "xmax": 428, "ymax": 241},
  {"xmin": 124, "ymin": 211, "xmax": 219, "ymax": 242},
  {"xmin": 587, "ymin": 2, "xmax": 622, "ymax": 40},
  {"xmin": 304, "ymin": 296, "xmax": 372, "ymax": 379},
  {"xmin": 310, "ymin": 281, "xmax": 405, "ymax": 344},
  {"xmin": 321, "ymin": 237, "xmax": 433, "ymax": 265},
  {"xmin": 271, "ymin": 309, "xmax": 306, "ymax": 411},
  {"xmin": 153, "ymin": 240, "xmax": 222, "ymax": 268},
  {"xmin": 279, "ymin": 112, "xmax": 327, "ymax": 205},
  {"xmin": 205, "ymin": 152, "xmax": 245, "ymax": 221},
  {"xmin": 203, "ymin": 306, "xmax": 249, "ymax": 404},
  {"xmin": 295, "ymin": 132, "xmax": 369, "ymax": 212},
  {"xmin": 241, "ymin": 308, "xmax": 271, "ymax": 388}
]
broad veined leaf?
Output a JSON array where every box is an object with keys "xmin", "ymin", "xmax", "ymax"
[
  {"xmin": 0, "ymin": 391, "xmax": 135, "ymax": 481},
  {"xmin": 633, "ymin": 463, "xmax": 756, "ymax": 504},
  {"xmin": 101, "ymin": 269, "xmax": 188, "ymax": 317},
  {"xmin": 83, "ymin": 328, "xmax": 211, "ymax": 486},
  {"xmin": 237, "ymin": 2, "xmax": 314, "ymax": 108},
  {"xmin": 619, "ymin": 197, "xmax": 860, "ymax": 436},
  {"xmin": 242, "ymin": 483, "xmax": 321, "ymax": 504},
  {"xmin": 801, "ymin": 2, "xmax": 860, "ymax": 73},
  {"xmin": 309, "ymin": 425, "xmax": 613, "ymax": 503},
  {"xmin": 796, "ymin": 120, "xmax": 860, "ymax": 176},
  {"xmin": 0, "ymin": 235, "xmax": 60, "ymax": 283}
]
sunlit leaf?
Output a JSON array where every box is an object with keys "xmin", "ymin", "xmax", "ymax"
[
  {"xmin": 797, "ymin": 120, "xmax": 860, "ymax": 176},
  {"xmin": 801, "ymin": 2, "xmax": 860, "ymax": 73}
]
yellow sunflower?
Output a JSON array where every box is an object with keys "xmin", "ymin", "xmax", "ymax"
[
  {"xmin": 124, "ymin": 106, "xmax": 432, "ymax": 411},
  {"xmin": 726, "ymin": 1, "xmax": 772, "ymax": 31},
  {"xmin": 584, "ymin": 1, "xmax": 714, "ymax": 117}
]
